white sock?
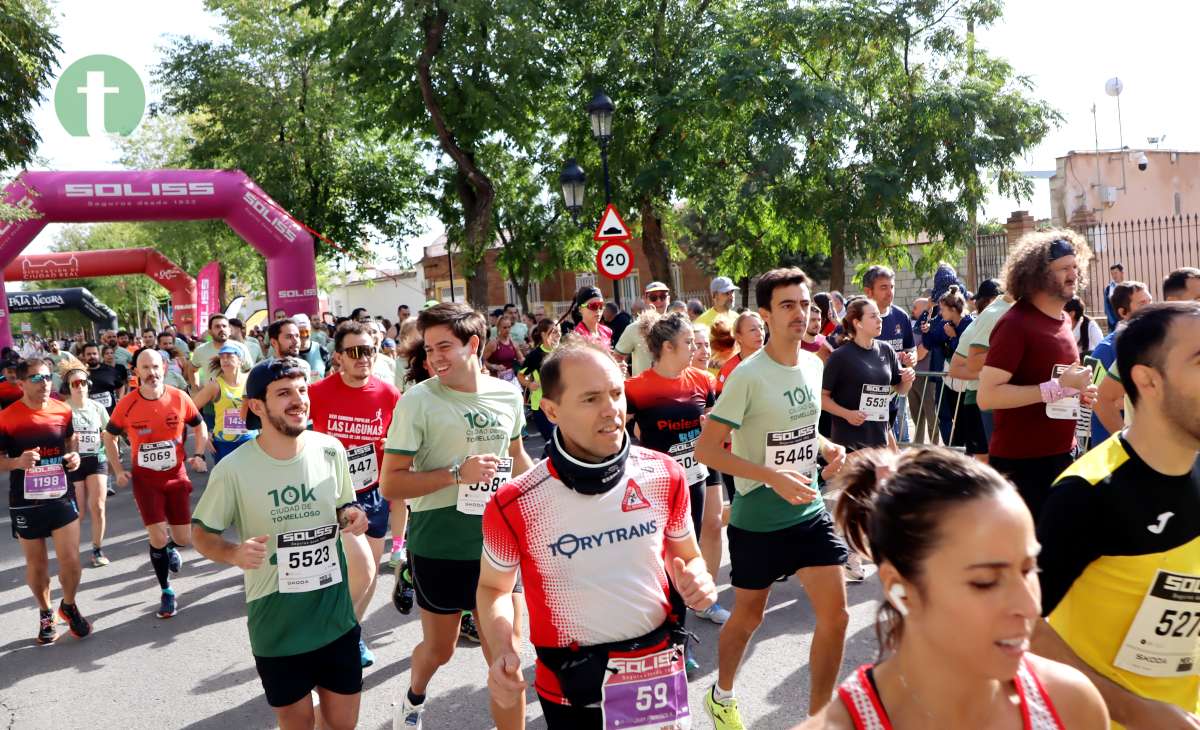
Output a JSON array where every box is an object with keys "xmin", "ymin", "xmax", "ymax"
[{"xmin": 712, "ymin": 684, "xmax": 735, "ymax": 703}]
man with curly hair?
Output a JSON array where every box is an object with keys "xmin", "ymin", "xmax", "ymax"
[{"xmin": 978, "ymin": 230, "xmax": 1099, "ymax": 522}]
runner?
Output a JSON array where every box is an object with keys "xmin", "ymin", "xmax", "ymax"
[
  {"xmin": 821, "ymin": 297, "xmax": 916, "ymax": 451},
  {"xmin": 1086, "ymin": 280, "xmax": 1152, "ymax": 443},
  {"xmin": 192, "ymin": 357, "xmax": 368, "ymax": 730},
  {"xmin": 978, "ymin": 230, "xmax": 1098, "ymax": 522},
  {"xmin": 1, "ymin": 358, "xmax": 91, "ymax": 644},
  {"xmin": 478, "ymin": 338, "xmax": 717, "ymax": 729},
  {"xmin": 293, "ymin": 314, "xmax": 327, "ymax": 381},
  {"xmin": 860, "ymin": 265, "xmax": 917, "ymax": 442},
  {"xmin": 0, "ymin": 357, "xmax": 22, "ymax": 409},
  {"xmin": 716, "ymin": 312, "xmax": 765, "ymax": 394},
  {"xmin": 516, "ymin": 319, "xmax": 561, "ymax": 443},
  {"xmin": 801, "ymin": 304, "xmax": 833, "ymax": 362},
  {"xmin": 229, "ymin": 317, "xmax": 263, "ymax": 364},
  {"xmin": 380, "ymin": 303, "xmax": 535, "ymax": 729},
  {"xmin": 191, "ymin": 343, "xmax": 256, "ymax": 463},
  {"xmin": 615, "ymin": 281, "xmax": 671, "ymax": 376},
  {"xmin": 695, "ymin": 267, "xmax": 851, "ymax": 727},
  {"xmin": 62, "ymin": 368, "xmax": 113, "ymax": 567},
  {"xmin": 309, "ymin": 320, "xmax": 401, "ymax": 668},
  {"xmin": 191, "ymin": 314, "xmax": 252, "ymax": 387},
  {"xmin": 269, "ymin": 318, "xmax": 302, "ymax": 360},
  {"xmin": 696, "ymin": 276, "xmax": 740, "ymax": 331},
  {"xmin": 82, "ymin": 341, "xmax": 127, "ymax": 414},
  {"xmin": 1032, "ymin": 302, "xmax": 1200, "ymax": 729},
  {"xmin": 103, "ymin": 348, "xmax": 209, "ymax": 619},
  {"xmin": 947, "ymin": 279, "xmax": 1011, "ymax": 462},
  {"xmin": 690, "ymin": 324, "xmax": 712, "ymax": 372},
  {"xmin": 570, "ymin": 287, "xmax": 613, "ymax": 349},
  {"xmin": 1163, "ymin": 267, "xmax": 1200, "ymax": 302},
  {"xmin": 625, "ymin": 311, "xmax": 732, "ymax": 656},
  {"xmin": 798, "ymin": 446, "xmax": 1108, "ymax": 729},
  {"xmin": 482, "ymin": 316, "xmax": 525, "ymax": 384}
]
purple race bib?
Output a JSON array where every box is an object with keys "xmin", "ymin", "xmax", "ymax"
[
  {"xmin": 601, "ymin": 646, "xmax": 690, "ymax": 729},
  {"xmin": 24, "ymin": 463, "xmax": 69, "ymax": 500}
]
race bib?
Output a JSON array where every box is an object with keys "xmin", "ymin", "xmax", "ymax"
[
  {"xmin": 1046, "ymin": 364, "xmax": 1082, "ymax": 421},
  {"xmin": 1114, "ymin": 570, "xmax": 1200, "ymax": 677},
  {"xmin": 222, "ymin": 408, "xmax": 247, "ymax": 436},
  {"xmin": 90, "ymin": 390, "xmax": 113, "ymax": 408},
  {"xmin": 456, "ymin": 457, "xmax": 514, "ymax": 516},
  {"xmin": 765, "ymin": 425, "xmax": 818, "ymax": 475},
  {"xmin": 346, "ymin": 443, "xmax": 379, "ymax": 492},
  {"xmin": 859, "ymin": 384, "xmax": 892, "ymax": 422},
  {"xmin": 137, "ymin": 440, "xmax": 178, "ymax": 471},
  {"xmin": 668, "ymin": 439, "xmax": 708, "ymax": 485},
  {"xmin": 23, "ymin": 463, "xmax": 68, "ymax": 500},
  {"xmin": 276, "ymin": 524, "xmax": 342, "ymax": 594},
  {"xmin": 601, "ymin": 646, "xmax": 690, "ymax": 730},
  {"xmin": 77, "ymin": 429, "xmax": 100, "ymax": 454}
]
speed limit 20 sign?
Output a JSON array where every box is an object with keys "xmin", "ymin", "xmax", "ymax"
[{"xmin": 596, "ymin": 240, "xmax": 634, "ymax": 280}]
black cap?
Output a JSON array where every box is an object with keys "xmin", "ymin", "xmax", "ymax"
[
  {"xmin": 976, "ymin": 278, "xmax": 1003, "ymax": 301},
  {"xmin": 243, "ymin": 357, "xmax": 308, "ymax": 430},
  {"xmin": 575, "ymin": 286, "xmax": 603, "ymax": 307}
]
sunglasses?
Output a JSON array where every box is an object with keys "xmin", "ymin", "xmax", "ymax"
[
  {"xmin": 647, "ymin": 292, "xmax": 669, "ymax": 302},
  {"xmin": 69, "ymin": 379, "xmax": 89, "ymax": 389},
  {"xmin": 340, "ymin": 345, "xmax": 376, "ymax": 360},
  {"xmin": 27, "ymin": 373, "xmax": 52, "ymax": 384},
  {"xmin": 583, "ymin": 301, "xmax": 605, "ymax": 312}
]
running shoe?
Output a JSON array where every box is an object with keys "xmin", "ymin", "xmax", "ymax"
[
  {"xmin": 91, "ymin": 547, "xmax": 109, "ymax": 567},
  {"xmin": 359, "ymin": 637, "xmax": 375, "ymax": 668},
  {"xmin": 36, "ymin": 609, "xmax": 58, "ymax": 645},
  {"xmin": 167, "ymin": 545, "xmax": 182, "ymax": 573},
  {"xmin": 106, "ymin": 485, "xmax": 116, "ymax": 496},
  {"xmin": 393, "ymin": 696, "xmax": 425, "ymax": 730},
  {"xmin": 393, "ymin": 563, "xmax": 415, "ymax": 615},
  {"xmin": 57, "ymin": 601, "xmax": 92, "ymax": 639},
  {"xmin": 157, "ymin": 589, "xmax": 178, "ymax": 619},
  {"xmin": 844, "ymin": 552, "xmax": 866, "ymax": 583},
  {"xmin": 704, "ymin": 685, "xmax": 745, "ymax": 730},
  {"xmin": 459, "ymin": 611, "xmax": 481, "ymax": 643},
  {"xmin": 685, "ymin": 646, "xmax": 700, "ymax": 677},
  {"xmin": 694, "ymin": 602, "xmax": 731, "ymax": 625}
]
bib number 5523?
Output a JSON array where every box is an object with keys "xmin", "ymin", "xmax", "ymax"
[{"xmin": 288, "ymin": 545, "xmax": 331, "ymax": 570}]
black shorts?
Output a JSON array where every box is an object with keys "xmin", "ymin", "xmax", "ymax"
[
  {"xmin": 949, "ymin": 398, "xmax": 987, "ymax": 455},
  {"xmin": 728, "ymin": 511, "xmax": 848, "ymax": 590},
  {"xmin": 409, "ymin": 552, "xmax": 522, "ymax": 614},
  {"xmin": 539, "ymin": 694, "xmax": 602, "ymax": 729},
  {"xmin": 254, "ymin": 624, "xmax": 362, "ymax": 708},
  {"xmin": 10, "ymin": 498, "xmax": 78, "ymax": 540},
  {"xmin": 69, "ymin": 455, "xmax": 106, "ymax": 481},
  {"xmin": 355, "ymin": 486, "xmax": 391, "ymax": 539}
]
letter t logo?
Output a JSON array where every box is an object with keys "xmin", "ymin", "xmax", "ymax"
[{"xmin": 77, "ymin": 71, "xmax": 119, "ymax": 136}]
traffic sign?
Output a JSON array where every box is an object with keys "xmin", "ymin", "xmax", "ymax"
[
  {"xmin": 596, "ymin": 240, "xmax": 634, "ymax": 280},
  {"xmin": 593, "ymin": 203, "xmax": 631, "ymax": 241}
]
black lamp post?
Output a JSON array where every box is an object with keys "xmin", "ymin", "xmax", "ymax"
[
  {"xmin": 559, "ymin": 158, "xmax": 586, "ymax": 224},
  {"xmin": 560, "ymin": 89, "xmax": 621, "ymax": 306}
]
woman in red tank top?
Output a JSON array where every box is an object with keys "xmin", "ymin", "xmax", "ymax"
[
  {"xmin": 483, "ymin": 315, "xmax": 524, "ymax": 383},
  {"xmin": 794, "ymin": 447, "xmax": 1109, "ymax": 730}
]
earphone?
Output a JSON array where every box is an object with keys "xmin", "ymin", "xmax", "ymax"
[{"xmin": 888, "ymin": 583, "xmax": 909, "ymax": 617}]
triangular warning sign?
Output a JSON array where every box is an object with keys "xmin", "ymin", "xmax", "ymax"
[
  {"xmin": 621, "ymin": 479, "xmax": 650, "ymax": 512},
  {"xmin": 593, "ymin": 203, "xmax": 631, "ymax": 241}
]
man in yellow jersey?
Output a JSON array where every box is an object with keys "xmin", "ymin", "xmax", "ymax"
[{"xmin": 1033, "ymin": 302, "xmax": 1200, "ymax": 729}]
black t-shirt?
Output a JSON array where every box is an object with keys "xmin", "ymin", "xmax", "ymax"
[
  {"xmin": 821, "ymin": 340, "xmax": 901, "ymax": 450},
  {"xmin": 520, "ymin": 345, "xmax": 549, "ymax": 379},
  {"xmin": 609, "ymin": 311, "xmax": 633, "ymax": 346},
  {"xmin": 87, "ymin": 364, "xmax": 127, "ymax": 413}
]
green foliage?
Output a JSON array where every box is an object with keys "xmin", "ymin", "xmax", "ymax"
[{"xmin": 0, "ymin": 0, "xmax": 60, "ymax": 170}]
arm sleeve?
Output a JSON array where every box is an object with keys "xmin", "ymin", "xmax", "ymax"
[
  {"xmin": 664, "ymin": 460, "xmax": 693, "ymax": 540},
  {"xmin": 983, "ymin": 312, "xmax": 1026, "ymax": 374},
  {"xmin": 191, "ymin": 464, "xmax": 237, "ymax": 534},
  {"xmin": 482, "ymin": 493, "xmax": 521, "ymax": 571},
  {"xmin": 1037, "ymin": 476, "xmax": 1106, "ymax": 616},
  {"xmin": 383, "ymin": 392, "xmax": 423, "ymax": 455},
  {"xmin": 710, "ymin": 365, "xmax": 750, "ymax": 430}
]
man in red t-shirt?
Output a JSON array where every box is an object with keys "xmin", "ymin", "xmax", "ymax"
[
  {"xmin": 978, "ymin": 231, "xmax": 1099, "ymax": 521},
  {"xmin": 103, "ymin": 348, "xmax": 209, "ymax": 619},
  {"xmin": 308, "ymin": 320, "xmax": 401, "ymax": 668}
]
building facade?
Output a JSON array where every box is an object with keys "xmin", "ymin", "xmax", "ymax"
[{"xmin": 1050, "ymin": 149, "xmax": 1200, "ymax": 227}]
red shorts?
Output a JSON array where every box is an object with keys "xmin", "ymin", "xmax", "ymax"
[{"xmin": 131, "ymin": 476, "xmax": 192, "ymax": 527}]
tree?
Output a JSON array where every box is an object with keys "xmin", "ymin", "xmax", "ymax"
[{"xmin": 0, "ymin": 0, "xmax": 60, "ymax": 171}]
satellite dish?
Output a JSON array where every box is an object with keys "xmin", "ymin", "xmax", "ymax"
[{"xmin": 1105, "ymin": 77, "xmax": 1124, "ymax": 97}]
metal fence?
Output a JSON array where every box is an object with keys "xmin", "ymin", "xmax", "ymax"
[
  {"xmin": 975, "ymin": 231, "xmax": 1008, "ymax": 285},
  {"xmin": 1078, "ymin": 215, "xmax": 1200, "ymax": 316}
]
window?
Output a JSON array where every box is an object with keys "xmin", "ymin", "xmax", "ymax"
[
  {"xmin": 505, "ymin": 281, "xmax": 542, "ymax": 310},
  {"xmin": 618, "ymin": 271, "xmax": 641, "ymax": 305},
  {"xmin": 670, "ymin": 263, "xmax": 683, "ymax": 297},
  {"xmin": 575, "ymin": 273, "xmax": 597, "ymax": 291}
]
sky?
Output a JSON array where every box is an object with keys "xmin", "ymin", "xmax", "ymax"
[{"xmin": 17, "ymin": 0, "xmax": 1196, "ymax": 264}]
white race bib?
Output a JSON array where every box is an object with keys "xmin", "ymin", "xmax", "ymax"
[
  {"xmin": 859, "ymin": 384, "xmax": 892, "ymax": 422},
  {"xmin": 276, "ymin": 524, "xmax": 342, "ymax": 594},
  {"xmin": 456, "ymin": 457, "xmax": 514, "ymax": 516},
  {"xmin": 668, "ymin": 439, "xmax": 708, "ymax": 485},
  {"xmin": 1114, "ymin": 570, "xmax": 1200, "ymax": 677},
  {"xmin": 137, "ymin": 440, "xmax": 178, "ymax": 471},
  {"xmin": 77, "ymin": 429, "xmax": 100, "ymax": 454},
  {"xmin": 90, "ymin": 390, "xmax": 113, "ymax": 408},
  {"xmin": 765, "ymin": 425, "xmax": 818, "ymax": 475},
  {"xmin": 346, "ymin": 443, "xmax": 379, "ymax": 492},
  {"xmin": 1046, "ymin": 364, "xmax": 1082, "ymax": 421},
  {"xmin": 23, "ymin": 463, "xmax": 69, "ymax": 500}
]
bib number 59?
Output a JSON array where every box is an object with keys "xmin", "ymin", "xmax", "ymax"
[{"xmin": 635, "ymin": 682, "xmax": 669, "ymax": 711}]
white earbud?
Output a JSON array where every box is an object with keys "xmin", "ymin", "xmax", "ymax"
[{"xmin": 888, "ymin": 583, "xmax": 909, "ymax": 617}]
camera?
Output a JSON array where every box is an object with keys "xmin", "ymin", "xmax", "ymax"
[{"xmin": 1137, "ymin": 152, "xmax": 1149, "ymax": 171}]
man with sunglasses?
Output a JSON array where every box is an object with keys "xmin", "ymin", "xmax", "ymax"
[
  {"xmin": 308, "ymin": 320, "xmax": 401, "ymax": 669},
  {"xmin": 615, "ymin": 281, "xmax": 671, "ymax": 377},
  {"xmin": 0, "ymin": 359, "xmax": 91, "ymax": 644}
]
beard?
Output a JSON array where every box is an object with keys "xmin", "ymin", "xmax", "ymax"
[
  {"xmin": 1162, "ymin": 376, "xmax": 1200, "ymax": 447},
  {"xmin": 266, "ymin": 404, "xmax": 307, "ymax": 437}
]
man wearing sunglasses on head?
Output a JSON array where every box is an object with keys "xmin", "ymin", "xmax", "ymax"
[
  {"xmin": 0, "ymin": 359, "xmax": 91, "ymax": 644},
  {"xmin": 308, "ymin": 320, "xmax": 401, "ymax": 669},
  {"xmin": 615, "ymin": 281, "xmax": 672, "ymax": 377}
]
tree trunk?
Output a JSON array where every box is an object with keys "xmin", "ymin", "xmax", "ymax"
[
  {"xmin": 639, "ymin": 196, "xmax": 672, "ymax": 286},
  {"xmin": 830, "ymin": 241, "xmax": 846, "ymax": 293},
  {"xmin": 738, "ymin": 276, "xmax": 750, "ymax": 310}
]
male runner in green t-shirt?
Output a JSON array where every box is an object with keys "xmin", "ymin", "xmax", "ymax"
[
  {"xmin": 381, "ymin": 303, "xmax": 534, "ymax": 730},
  {"xmin": 192, "ymin": 357, "xmax": 368, "ymax": 730},
  {"xmin": 697, "ymin": 267, "xmax": 850, "ymax": 729}
]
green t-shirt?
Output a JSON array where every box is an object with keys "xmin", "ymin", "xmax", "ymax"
[
  {"xmin": 112, "ymin": 347, "xmax": 133, "ymax": 368},
  {"xmin": 384, "ymin": 376, "xmax": 524, "ymax": 560},
  {"xmin": 68, "ymin": 398, "xmax": 109, "ymax": 459},
  {"xmin": 709, "ymin": 348, "xmax": 825, "ymax": 532},
  {"xmin": 615, "ymin": 322, "xmax": 652, "ymax": 376},
  {"xmin": 240, "ymin": 337, "xmax": 263, "ymax": 365},
  {"xmin": 955, "ymin": 297, "xmax": 1012, "ymax": 405},
  {"xmin": 192, "ymin": 432, "xmax": 357, "ymax": 658},
  {"xmin": 191, "ymin": 339, "xmax": 252, "ymax": 384}
]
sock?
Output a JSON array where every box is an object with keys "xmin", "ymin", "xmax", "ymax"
[
  {"xmin": 149, "ymin": 546, "xmax": 170, "ymax": 590},
  {"xmin": 39, "ymin": 608, "xmax": 52, "ymax": 617},
  {"xmin": 407, "ymin": 688, "xmax": 425, "ymax": 706},
  {"xmin": 712, "ymin": 684, "xmax": 735, "ymax": 703},
  {"xmin": 392, "ymin": 537, "xmax": 404, "ymax": 554}
]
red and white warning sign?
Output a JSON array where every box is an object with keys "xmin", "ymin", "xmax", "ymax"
[
  {"xmin": 593, "ymin": 203, "xmax": 631, "ymax": 241},
  {"xmin": 596, "ymin": 240, "xmax": 634, "ymax": 280}
]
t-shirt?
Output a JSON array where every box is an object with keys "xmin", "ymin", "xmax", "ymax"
[
  {"xmin": 695, "ymin": 307, "xmax": 737, "ymax": 333},
  {"xmin": 191, "ymin": 339, "xmax": 252, "ymax": 384},
  {"xmin": 984, "ymin": 299, "xmax": 1081, "ymax": 459},
  {"xmin": 954, "ymin": 298, "xmax": 1014, "ymax": 394},
  {"xmin": 308, "ymin": 374, "xmax": 400, "ymax": 494},
  {"xmin": 240, "ymin": 337, "xmax": 263, "ymax": 364},
  {"xmin": 383, "ymin": 376, "xmax": 525, "ymax": 560},
  {"xmin": 299, "ymin": 345, "xmax": 326, "ymax": 383},
  {"xmin": 192, "ymin": 433, "xmax": 357, "ymax": 658},
  {"xmin": 715, "ymin": 353, "xmax": 743, "ymax": 395},
  {"xmin": 112, "ymin": 346, "xmax": 133, "ymax": 368},
  {"xmin": 709, "ymin": 348, "xmax": 825, "ymax": 531},
  {"xmin": 800, "ymin": 336, "xmax": 828, "ymax": 355},
  {"xmin": 821, "ymin": 340, "xmax": 902, "ymax": 450},
  {"xmin": 1104, "ymin": 361, "xmax": 1135, "ymax": 430},
  {"xmin": 87, "ymin": 364, "xmax": 127, "ymax": 413},
  {"xmin": 106, "ymin": 386, "xmax": 202, "ymax": 489},
  {"xmin": 625, "ymin": 367, "xmax": 716, "ymax": 486},
  {"xmin": 69, "ymin": 398, "xmax": 109, "ymax": 460},
  {"xmin": 615, "ymin": 322, "xmax": 652, "ymax": 377},
  {"xmin": 572, "ymin": 321, "xmax": 613, "ymax": 350},
  {"xmin": 1087, "ymin": 329, "xmax": 1120, "ymax": 443},
  {"xmin": 878, "ymin": 306, "xmax": 915, "ymax": 356},
  {"xmin": 0, "ymin": 399, "xmax": 75, "ymax": 508},
  {"xmin": 1039, "ymin": 435, "xmax": 1200, "ymax": 723},
  {"xmin": 0, "ymin": 382, "xmax": 22, "ymax": 409},
  {"xmin": 371, "ymin": 354, "xmax": 396, "ymax": 384},
  {"xmin": 483, "ymin": 447, "xmax": 691, "ymax": 702},
  {"xmin": 520, "ymin": 346, "xmax": 551, "ymax": 411}
]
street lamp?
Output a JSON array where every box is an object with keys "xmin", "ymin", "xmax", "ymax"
[
  {"xmin": 559, "ymin": 158, "xmax": 586, "ymax": 223},
  {"xmin": 586, "ymin": 90, "xmax": 615, "ymax": 204}
]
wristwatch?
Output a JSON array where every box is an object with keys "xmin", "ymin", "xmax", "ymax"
[{"xmin": 450, "ymin": 457, "xmax": 463, "ymax": 485}]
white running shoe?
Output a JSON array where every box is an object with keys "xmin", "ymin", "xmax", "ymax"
[
  {"xmin": 394, "ymin": 696, "xmax": 425, "ymax": 729},
  {"xmin": 695, "ymin": 602, "xmax": 731, "ymax": 625},
  {"xmin": 844, "ymin": 552, "xmax": 866, "ymax": 583}
]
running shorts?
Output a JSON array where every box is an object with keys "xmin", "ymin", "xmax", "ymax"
[
  {"xmin": 69, "ymin": 455, "xmax": 106, "ymax": 481},
  {"xmin": 132, "ymin": 478, "xmax": 192, "ymax": 527},
  {"xmin": 409, "ymin": 552, "xmax": 523, "ymax": 614},
  {"xmin": 254, "ymin": 624, "xmax": 362, "ymax": 707},
  {"xmin": 355, "ymin": 486, "xmax": 391, "ymax": 540},
  {"xmin": 728, "ymin": 511, "xmax": 848, "ymax": 590},
  {"xmin": 10, "ymin": 498, "xmax": 78, "ymax": 540}
]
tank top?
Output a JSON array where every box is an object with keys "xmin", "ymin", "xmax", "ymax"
[
  {"xmin": 837, "ymin": 658, "xmax": 1066, "ymax": 730},
  {"xmin": 213, "ymin": 376, "xmax": 251, "ymax": 442},
  {"xmin": 487, "ymin": 339, "xmax": 519, "ymax": 379}
]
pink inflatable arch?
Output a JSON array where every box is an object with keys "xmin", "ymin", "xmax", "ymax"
[{"xmin": 0, "ymin": 170, "xmax": 319, "ymax": 348}]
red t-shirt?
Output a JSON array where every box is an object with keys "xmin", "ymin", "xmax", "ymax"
[
  {"xmin": 625, "ymin": 367, "xmax": 716, "ymax": 485},
  {"xmin": 573, "ymin": 321, "xmax": 613, "ymax": 350},
  {"xmin": 308, "ymin": 374, "xmax": 400, "ymax": 493},
  {"xmin": 984, "ymin": 299, "xmax": 1080, "ymax": 459},
  {"xmin": 0, "ymin": 399, "xmax": 75, "ymax": 507},
  {"xmin": 107, "ymin": 386, "xmax": 201, "ymax": 487},
  {"xmin": 715, "ymin": 353, "xmax": 743, "ymax": 395},
  {"xmin": 0, "ymin": 382, "xmax": 22, "ymax": 410}
]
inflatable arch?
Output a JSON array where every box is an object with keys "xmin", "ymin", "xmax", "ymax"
[
  {"xmin": 6, "ymin": 248, "xmax": 197, "ymax": 334},
  {"xmin": 0, "ymin": 170, "xmax": 319, "ymax": 348},
  {"xmin": 8, "ymin": 287, "xmax": 118, "ymax": 331}
]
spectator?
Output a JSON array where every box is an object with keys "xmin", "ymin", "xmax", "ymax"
[
  {"xmin": 1102, "ymin": 263, "xmax": 1124, "ymax": 330},
  {"xmin": 695, "ymin": 276, "xmax": 739, "ymax": 332},
  {"xmin": 1064, "ymin": 296, "xmax": 1103, "ymax": 357},
  {"xmin": 601, "ymin": 300, "xmax": 631, "ymax": 345},
  {"xmin": 1163, "ymin": 266, "xmax": 1200, "ymax": 301},
  {"xmin": 686, "ymin": 298, "xmax": 705, "ymax": 321}
]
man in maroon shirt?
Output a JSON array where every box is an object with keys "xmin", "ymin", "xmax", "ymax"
[{"xmin": 978, "ymin": 231, "xmax": 1099, "ymax": 521}]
